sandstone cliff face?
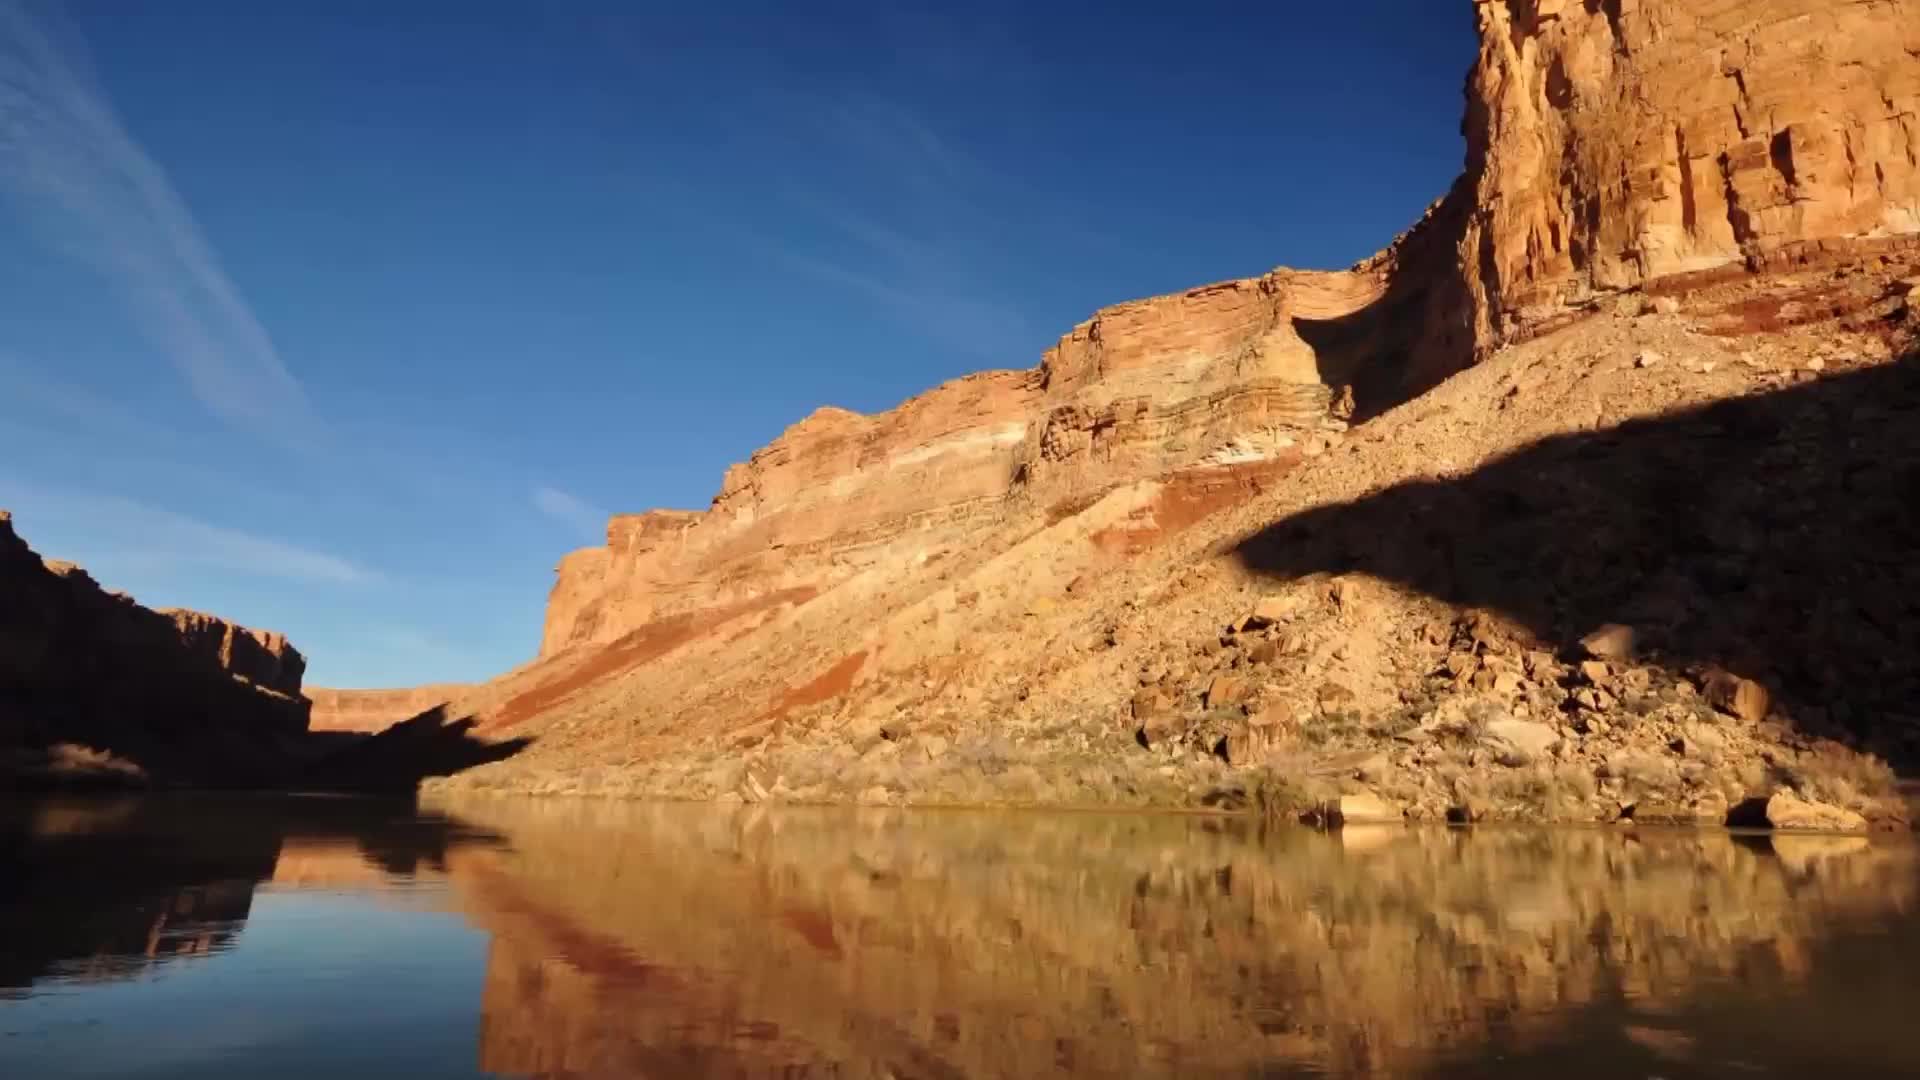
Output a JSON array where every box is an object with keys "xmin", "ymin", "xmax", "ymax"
[
  {"xmin": 538, "ymin": 236, "xmax": 1470, "ymax": 659},
  {"xmin": 540, "ymin": 1, "xmax": 1920, "ymax": 668},
  {"xmin": 306, "ymin": 684, "xmax": 474, "ymax": 734},
  {"xmin": 421, "ymin": 0, "xmax": 1920, "ymax": 813},
  {"xmin": 0, "ymin": 510, "xmax": 310, "ymax": 786},
  {"xmin": 1460, "ymin": 0, "xmax": 1920, "ymax": 344}
]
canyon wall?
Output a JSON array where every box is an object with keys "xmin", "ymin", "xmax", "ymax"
[
  {"xmin": 1459, "ymin": 0, "xmax": 1920, "ymax": 343},
  {"xmin": 0, "ymin": 510, "xmax": 310, "ymax": 785},
  {"xmin": 306, "ymin": 684, "xmax": 474, "ymax": 734},
  {"xmin": 536, "ymin": 0, "xmax": 1920, "ymax": 668},
  {"xmin": 373, "ymin": 0, "xmax": 1920, "ymax": 790},
  {"xmin": 539, "ymin": 220, "xmax": 1469, "ymax": 659}
]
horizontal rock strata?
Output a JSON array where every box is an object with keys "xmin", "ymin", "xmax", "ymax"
[{"xmin": 307, "ymin": 684, "xmax": 475, "ymax": 734}]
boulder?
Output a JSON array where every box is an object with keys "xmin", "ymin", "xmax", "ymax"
[
  {"xmin": 1247, "ymin": 595, "xmax": 1299, "ymax": 627},
  {"xmin": 1131, "ymin": 687, "xmax": 1174, "ymax": 721},
  {"xmin": 1216, "ymin": 720, "xmax": 1278, "ymax": 766},
  {"xmin": 1727, "ymin": 791, "xmax": 1869, "ymax": 833},
  {"xmin": 1131, "ymin": 689, "xmax": 1184, "ymax": 748},
  {"xmin": 1763, "ymin": 792, "xmax": 1868, "ymax": 833},
  {"xmin": 1205, "ymin": 675, "xmax": 1250, "ymax": 709},
  {"xmin": 1320, "ymin": 793, "xmax": 1401, "ymax": 827},
  {"xmin": 1704, "ymin": 670, "xmax": 1771, "ymax": 723},
  {"xmin": 1329, "ymin": 577, "xmax": 1372, "ymax": 618},
  {"xmin": 1578, "ymin": 624, "xmax": 1636, "ymax": 661},
  {"xmin": 1480, "ymin": 718, "xmax": 1560, "ymax": 767}
]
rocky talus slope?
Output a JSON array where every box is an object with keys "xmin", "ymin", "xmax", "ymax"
[
  {"xmin": 0, "ymin": 511, "xmax": 310, "ymax": 787},
  {"xmin": 399, "ymin": 0, "xmax": 1920, "ymax": 830}
]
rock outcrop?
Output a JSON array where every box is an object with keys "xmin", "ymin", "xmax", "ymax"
[
  {"xmin": 306, "ymin": 684, "xmax": 474, "ymax": 734},
  {"xmin": 536, "ymin": 250, "xmax": 1466, "ymax": 659},
  {"xmin": 414, "ymin": 0, "xmax": 1920, "ymax": 822},
  {"xmin": 1458, "ymin": 0, "xmax": 1920, "ymax": 345},
  {"xmin": 0, "ymin": 510, "xmax": 310, "ymax": 786}
]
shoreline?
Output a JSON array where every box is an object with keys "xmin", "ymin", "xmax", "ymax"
[{"xmin": 419, "ymin": 748, "xmax": 1919, "ymax": 834}]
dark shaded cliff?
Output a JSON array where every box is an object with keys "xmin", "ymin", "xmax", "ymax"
[{"xmin": 0, "ymin": 510, "xmax": 308, "ymax": 787}]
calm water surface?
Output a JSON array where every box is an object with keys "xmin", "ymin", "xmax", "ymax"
[{"xmin": 3, "ymin": 795, "xmax": 1918, "ymax": 1078}]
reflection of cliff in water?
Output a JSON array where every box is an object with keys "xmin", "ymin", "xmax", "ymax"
[
  {"xmin": 440, "ymin": 800, "xmax": 1920, "ymax": 1078},
  {"xmin": 0, "ymin": 795, "xmax": 500, "ymax": 995}
]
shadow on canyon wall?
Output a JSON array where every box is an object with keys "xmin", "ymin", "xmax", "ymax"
[
  {"xmin": 1299, "ymin": 184, "xmax": 1477, "ymax": 423},
  {"xmin": 3, "ymin": 699, "xmax": 529, "ymax": 791},
  {"xmin": 300, "ymin": 705, "xmax": 532, "ymax": 795},
  {"xmin": 1235, "ymin": 350, "xmax": 1920, "ymax": 769},
  {"xmin": 1, "ymin": 702, "xmax": 532, "ymax": 796},
  {"xmin": 0, "ymin": 794, "xmax": 503, "ymax": 994}
]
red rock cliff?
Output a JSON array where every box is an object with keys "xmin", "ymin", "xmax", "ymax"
[
  {"xmin": 1458, "ymin": 0, "xmax": 1920, "ymax": 344},
  {"xmin": 0, "ymin": 510, "xmax": 310, "ymax": 785},
  {"xmin": 442, "ymin": 0, "xmax": 1920, "ymax": 764},
  {"xmin": 306, "ymin": 684, "xmax": 475, "ymax": 734},
  {"xmin": 538, "ymin": 234, "xmax": 1469, "ymax": 658}
]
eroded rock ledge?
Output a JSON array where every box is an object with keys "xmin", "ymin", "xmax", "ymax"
[{"xmin": 538, "ymin": 256, "xmax": 1456, "ymax": 660}]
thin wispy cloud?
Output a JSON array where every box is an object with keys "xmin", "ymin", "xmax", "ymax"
[
  {"xmin": 0, "ymin": 1, "xmax": 315, "ymax": 442},
  {"xmin": 357, "ymin": 626, "xmax": 474, "ymax": 682},
  {"xmin": 765, "ymin": 242, "xmax": 1032, "ymax": 365},
  {"xmin": 824, "ymin": 97, "xmax": 991, "ymax": 196},
  {"xmin": 533, "ymin": 486, "xmax": 607, "ymax": 543},
  {"xmin": 0, "ymin": 481, "xmax": 373, "ymax": 586},
  {"xmin": 805, "ymin": 91, "xmax": 1132, "ymax": 263},
  {"xmin": 0, "ymin": 351, "xmax": 186, "ymax": 446}
]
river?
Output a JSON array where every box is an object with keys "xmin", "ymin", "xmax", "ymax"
[{"xmin": 3, "ymin": 795, "xmax": 1917, "ymax": 1077}]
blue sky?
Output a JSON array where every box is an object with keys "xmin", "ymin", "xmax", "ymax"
[{"xmin": 0, "ymin": 1, "xmax": 1475, "ymax": 687}]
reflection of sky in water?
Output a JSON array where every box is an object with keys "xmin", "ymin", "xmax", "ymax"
[{"xmin": 0, "ymin": 892, "xmax": 490, "ymax": 1080}]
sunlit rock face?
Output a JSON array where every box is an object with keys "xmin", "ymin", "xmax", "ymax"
[
  {"xmin": 1458, "ymin": 0, "xmax": 1920, "ymax": 343},
  {"xmin": 420, "ymin": 0, "xmax": 1920, "ymax": 776},
  {"xmin": 305, "ymin": 685, "xmax": 474, "ymax": 734},
  {"xmin": 537, "ymin": 0, "xmax": 1920, "ymax": 667},
  {"xmin": 534, "ymin": 262, "xmax": 1443, "ymax": 660}
]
